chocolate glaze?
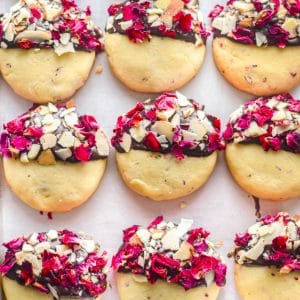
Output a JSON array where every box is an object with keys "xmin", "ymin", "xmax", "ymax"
[
  {"xmin": 236, "ymin": 244, "xmax": 300, "ymax": 268},
  {"xmin": 233, "ymin": 136, "xmax": 300, "ymax": 154},
  {"xmin": 6, "ymin": 267, "xmax": 94, "ymax": 299},
  {"xmin": 118, "ymin": 268, "xmax": 209, "ymax": 288},
  {"xmin": 213, "ymin": 29, "xmax": 300, "ymax": 47},
  {"xmin": 107, "ymin": 18, "xmax": 207, "ymax": 45}
]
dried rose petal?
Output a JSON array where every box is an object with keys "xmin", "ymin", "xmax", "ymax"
[
  {"xmin": 6, "ymin": 118, "xmax": 26, "ymax": 134},
  {"xmin": 209, "ymin": 5, "xmax": 224, "ymax": 20},
  {"xmin": 253, "ymin": 106, "xmax": 273, "ymax": 126},
  {"xmin": 223, "ymin": 123, "xmax": 233, "ymax": 141},
  {"xmin": 74, "ymin": 144, "xmax": 91, "ymax": 162},
  {"xmin": 174, "ymin": 12, "xmax": 193, "ymax": 32},
  {"xmin": 147, "ymin": 216, "xmax": 163, "ymax": 229},
  {"xmin": 144, "ymin": 132, "xmax": 161, "ymax": 151},
  {"xmin": 80, "ymin": 115, "xmax": 99, "ymax": 131},
  {"xmin": 11, "ymin": 136, "xmax": 31, "ymax": 151},
  {"xmin": 108, "ymin": 4, "xmax": 120, "ymax": 16},
  {"xmin": 232, "ymin": 26, "xmax": 254, "ymax": 44},
  {"xmin": 234, "ymin": 233, "xmax": 251, "ymax": 247}
]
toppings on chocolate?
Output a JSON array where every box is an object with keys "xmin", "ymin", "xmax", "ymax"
[
  {"xmin": 106, "ymin": 0, "xmax": 209, "ymax": 45},
  {"xmin": 233, "ymin": 212, "xmax": 300, "ymax": 273},
  {"xmin": 0, "ymin": 101, "xmax": 109, "ymax": 164},
  {"xmin": 210, "ymin": 0, "xmax": 300, "ymax": 48},
  {"xmin": 112, "ymin": 217, "xmax": 227, "ymax": 290},
  {"xmin": 111, "ymin": 92, "xmax": 223, "ymax": 160},
  {"xmin": 0, "ymin": 0, "xmax": 103, "ymax": 55},
  {"xmin": 0, "ymin": 230, "xmax": 108, "ymax": 298},
  {"xmin": 224, "ymin": 94, "xmax": 300, "ymax": 153}
]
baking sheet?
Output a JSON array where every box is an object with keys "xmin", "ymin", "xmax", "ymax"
[{"xmin": 0, "ymin": 0, "xmax": 299, "ymax": 299}]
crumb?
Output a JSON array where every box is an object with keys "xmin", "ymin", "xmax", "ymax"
[
  {"xmin": 214, "ymin": 241, "xmax": 224, "ymax": 248},
  {"xmin": 95, "ymin": 65, "xmax": 103, "ymax": 74},
  {"xmin": 180, "ymin": 201, "xmax": 187, "ymax": 209}
]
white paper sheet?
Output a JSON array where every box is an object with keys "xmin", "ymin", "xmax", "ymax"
[{"xmin": 0, "ymin": 0, "xmax": 299, "ymax": 299}]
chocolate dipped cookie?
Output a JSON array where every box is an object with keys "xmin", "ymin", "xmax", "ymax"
[
  {"xmin": 0, "ymin": 229, "xmax": 108, "ymax": 299},
  {"xmin": 0, "ymin": 101, "xmax": 109, "ymax": 212},
  {"xmin": 232, "ymin": 212, "xmax": 300, "ymax": 300},
  {"xmin": 210, "ymin": 0, "xmax": 300, "ymax": 96},
  {"xmin": 105, "ymin": 0, "xmax": 208, "ymax": 93},
  {"xmin": 224, "ymin": 94, "xmax": 300, "ymax": 201},
  {"xmin": 113, "ymin": 216, "xmax": 227, "ymax": 300},
  {"xmin": 0, "ymin": 0, "xmax": 103, "ymax": 103},
  {"xmin": 111, "ymin": 92, "xmax": 222, "ymax": 201}
]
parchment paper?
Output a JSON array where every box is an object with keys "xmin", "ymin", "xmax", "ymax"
[{"xmin": 0, "ymin": 0, "xmax": 299, "ymax": 299}]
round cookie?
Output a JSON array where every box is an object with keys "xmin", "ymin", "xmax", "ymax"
[
  {"xmin": 0, "ymin": 230, "xmax": 108, "ymax": 299},
  {"xmin": 112, "ymin": 92, "xmax": 222, "ymax": 201},
  {"xmin": 113, "ymin": 217, "xmax": 227, "ymax": 300},
  {"xmin": 116, "ymin": 273, "xmax": 220, "ymax": 300},
  {"xmin": 235, "ymin": 265, "xmax": 300, "ymax": 300},
  {"xmin": 210, "ymin": 1, "xmax": 300, "ymax": 96},
  {"xmin": 0, "ymin": 0, "xmax": 103, "ymax": 103},
  {"xmin": 232, "ymin": 212, "xmax": 300, "ymax": 300},
  {"xmin": 0, "ymin": 101, "xmax": 109, "ymax": 212},
  {"xmin": 224, "ymin": 94, "xmax": 300, "ymax": 201},
  {"xmin": 105, "ymin": 0, "xmax": 208, "ymax": 93},
  {"xmin": 116, "ymin": 150, "xmax": 217, "ymax": 201}
]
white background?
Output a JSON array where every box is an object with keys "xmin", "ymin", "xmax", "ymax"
[{"xmin": 0, "ymin": 0, "xmax": 299, "ymax": 299}]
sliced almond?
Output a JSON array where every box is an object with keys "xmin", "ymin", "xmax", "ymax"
[
  {"xmin": 54, "ymin": 42, "xmax": 75, "ymax": 56},
  {"xmin": 157, "ymin": 109, "xmax": 175, "ymax": 121},
  {"xmin": 282, "ymin": 18, "xmax": 299, "ymax": 38},
  {"xmin": 233, "ymin": 1, "xmax": 254, "ymax": 13},
  {"xmin": 173, "ymin": 241, "xmax": 192, "ymax": 261},
  {"xmin": 129, "ymin": 125, "xmax": 146, "ymax": 143},
  {"xmin": 161, "ymin": 229, "xmax": 180, "ymax": 251},
  {"xmin": 95, "ymin": 129, "xmax": 109, "ymax": 156},
  {"xmin": 161, "ymin": 0, "xmax": 184, "ymax": 26},
  {"xmin": 55, "ymin": 148, "xmax": 72, "ymax": 160},
  {"xmin": 40, "ymin": 133, "xmax": 57, "ymax": 150},
  {"xmin": 58, "ymin": 131, "xmax": 75, "ymax": 148},
  {"xmin": 120, "ymin": 133, "xmax": 132, "ymax": 152},
  {"xmin": 42, "ymin": 6, "xmax": 62, "ymax": 22},
  {"xmin": 189, "ymin": 119, "xmax": 207, "ymax": 140},
  {"xmin": 38, "ymin": 150, "xmax": 56, "ymax": 165},
  {"xmin": 20, "ymin": 152, "xmax": 29, "ymax": 164},
  {"xmin": 151, "ymin": 121, "xmax": 174, "ymax": 141},
  {"xmin": 15, "ymin": 30, "xmax": 51, "ymax": 41},
  {"xmin": 155, "ymin": 0, "xmax": 172, "ymax": 10},
  {"xmin": 170, "ymin": 113, "xmax": 180, "ymax": 127}
]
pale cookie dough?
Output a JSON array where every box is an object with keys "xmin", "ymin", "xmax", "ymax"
[
  {"xmin": 235, "ymin": 264, "xmax": 300, "ymax": 300},
  {"xmin": 105, "ymin": 33, "xmax": 205, "ymax": 93},
  {"xmin": 2, "ymin": 277, "xmax": 102, "ymax": 300},
  {"xmin": 225, "ymin": 143, "xmax": 300, "ymax": 201},
  {"xmin": 3, "ymin": 158, "xmax": 106, "ymax": 212},
  {"xmin": 213, "ymin": 37, "xmax": 300, "ymax": 96},
  {"xmin": 0, "ymin": 48, "xmax": 95, "ymax": 103},
  {"xmin": 116, "ymin": 149, "xmax": 217, "ymax": 201},
  {"xmin": 117, "ymin": 273, "xmax": 220, "ymax": 300}
]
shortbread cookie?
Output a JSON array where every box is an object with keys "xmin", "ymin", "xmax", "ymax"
[
  {"xmin": 112, "ymin": 92, "xmax": 222, "ymax": 201},
  {"xmin": 0, "ymin": 101, "xmax": 109, "ymax": 212},
  {"xmin": 0, "ymin": 0, "xmax": 103, "ymax": 103},
  {"xmin": 224, "ymin": 94, "xmax": 300, "ymax": 201},
  {"xmin": 105, "ymin": 0, "xmax": 208, "ymax": 93},
  {"xmin": 210, "ymin": 1, "xmax": 300, "ymax": 96},
  {"xmin": 232, "ymin": 212, "xmax": 300, "ymax": 300},
  {"xmin": 0, "ymin": 230, "xmax": 108, "ymax": 299},
  {"xmin": 113, "ymin": 217, "xmax": 227, "ymax": 300}
]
